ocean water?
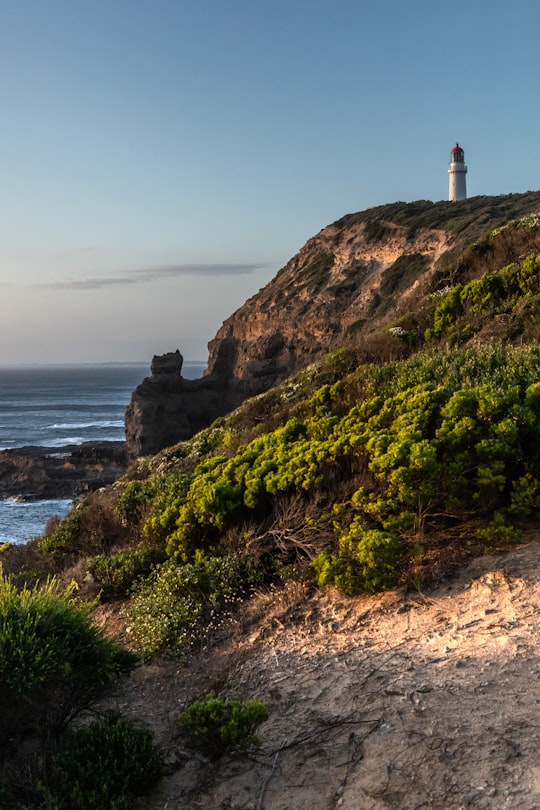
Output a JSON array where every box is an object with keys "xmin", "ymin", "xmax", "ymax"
[{"xmin": 0, "ymin": 362, "xmax": 206, "ymax": 544}]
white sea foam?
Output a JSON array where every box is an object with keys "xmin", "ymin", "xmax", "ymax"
[{"xmin": 48, "ymin": 420, "xmax": 124, "ymax": 430}]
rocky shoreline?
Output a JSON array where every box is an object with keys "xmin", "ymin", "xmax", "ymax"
[{"xmin": 0, "ymin": 441, "xmax": 128, "ymax": 501}]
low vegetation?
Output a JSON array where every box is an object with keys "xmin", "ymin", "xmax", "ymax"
[
  {"xmin": 23, "ymin": 343, "xmax": 540, "ymax": 661},
  {"xmin": 179, "ymin": 692, "xmax": 268, "ymax": 761},
  {"xmin": 1, "ymin": 712, "xmax": 163, "ymax": 810},
  {"xmin": 0, "ymin": 578, "xmax": 161, "ymax": 808}
]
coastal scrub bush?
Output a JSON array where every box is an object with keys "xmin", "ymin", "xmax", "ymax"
[
  {"xmin": 43, "ymin": 711, "xmax": 162, "ymax": 810},
  {"xmin": 312, "ymin": 546, "xmax": 360, "ymax": 595},
  {"xmin": 142, "ymin": 473, "xmax": 194, "ymax": 542},
  {"xmin": 136, "ymin": 346, "xmax": 540, "ymax": 598},
  {"xmin": 38, "ymin": 508, "xmax": 82, "ymax": 563},
  {"xmin": 179, "ymin": 692, "xmax": 268, "ymax": 761},
  {"xmin": 508, "ymin": 471, "xmax": 540, "ymax": 518},
  {"xmin": 476, "ymin": 512, "xmax": 522, "ymax": 551},
  {"xmin": 163, "ymin": 418, "xmax": 324, "ymax": 558},
  {"xmin": 88, "ymin": 542, "xmax": 167, "ymax": 600},
  {"xmin": 2, "ymin": 711, "xmax": 162, "ymax": 810},
  {"xmin": 125, "ymin": 552, "xmax": 245, "ymax": 658},
  {"xmin": 350, "ymin": 381, "xmax": 540, "ymax": 527},
  {"xmin": 0, "ymin": 577, "xmax": 137, "ymax": 756},
  {"xmin": 115, "ymin": 478, "xmax": 157, "ymax": 522},
  {"xmin": 313, "ymin": 521, "xmax": 403, "ymax": 595},
  {"xmin": 309, "ymin": 348, "xmax": 540, "ymax": 592},
  {"xmin": 425, "ymin": 254, "xmax": 540, "ymax": 343},
  {"xmin": 67, "ymin": 345, "xmax": 540, "ymax": 609},
  {"xmin": 39, "ymin": 496, "xmax": 129, "ymax": 563}
]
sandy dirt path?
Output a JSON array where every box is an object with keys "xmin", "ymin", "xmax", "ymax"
[{"xmin": 101, "ymin": 540, "xmax": 540, "ymax": 809}]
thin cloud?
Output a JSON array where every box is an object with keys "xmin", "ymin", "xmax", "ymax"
[
  {"xmin": 40, "ymin": 263, "xmax": 268, "ymax": 290},
  {"xmin": 51, "ymin": 276, "xmax": 138, "ymax": 290}
]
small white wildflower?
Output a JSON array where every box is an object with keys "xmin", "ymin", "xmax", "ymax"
[
  {"xmin": 388, "ymin": 326, "xmax": 408, "ymax": 338},
  {"xmin": 429, "ymin": 286, "xmax": 453, "ymax": 299}
]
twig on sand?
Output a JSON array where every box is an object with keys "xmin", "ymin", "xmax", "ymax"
[{"xmin": 257, "ymin": 740, "xmax": 287, "ymax": 810}]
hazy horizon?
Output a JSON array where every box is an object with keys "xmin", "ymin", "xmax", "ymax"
[{"xmin": 0, "ymin": 358, "xmax": 208, "ymax": 368}]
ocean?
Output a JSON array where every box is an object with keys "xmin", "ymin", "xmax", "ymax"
[{"xmin": 0, "ymin": 362, "xmax": 206, "ymax": 544}]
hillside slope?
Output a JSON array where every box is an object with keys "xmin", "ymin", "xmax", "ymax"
[
  {"xmin": 207, "ymin": 195, "xmax": 538, "ymax": 393},
  {"xmin": 126, "ymin": 191, "xmax": 540, "ymax": 456},
  {"xmin": 103, "ymin": 538, "xmax": 540, "ymax": 810}
]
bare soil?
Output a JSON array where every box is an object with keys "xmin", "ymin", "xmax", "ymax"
[{"xmin": 98, "ymin": 540, "xmax": 540, "ymax": 809}]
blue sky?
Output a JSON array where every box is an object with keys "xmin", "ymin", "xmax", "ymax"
[{"xmin": 1, "ymin": 0, "xmax": 539, "ymax": 364}]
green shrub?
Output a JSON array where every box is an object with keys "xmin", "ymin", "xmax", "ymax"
[
  {"xmin": 142, "ymin": 473, "xmax": 194, "ymax": 543},
  {"xmin": 88, "ymin": 543, "xmax": 167, "ymax": 599},
  {"xmin": 125, "ymin": 553, "xmax": 245, "ymax": 659},
  {"xmin": 38, "ymin": 497, "xmax": 129, "ymax": 562},
  {"xmin": 0, "ymin": 577, "xmax": 137, "ymax": 756},
  {"xmin": 312, "ymin": 547, "xmax": 361, "ymax": 595},
  {"xmin": 38, "ymin": 509, "xmax": 82, "ymax": 563},
  {"xmin": 354, "ymin": 528, "xmax": 404, "ymax": 592},
  {"xmin": 425, "ymin": 254, "xmax": 540, "ymax": 343},
  {"xmin": 179, "ymin": 692, "xmax": 268, "ymax": 761},
  {"xmin": 313, "ymin": 521, "xmax": 403, "ymax": 595},
  {"xmin": 509, "ymin": 472, "xmax": 540, "ymax": 518},
  {"xmin": 132, "ymin": 346, "xmax": 540, "ymax": 594},
  {"xmin": 3, "ymin": 711, "xmax": 162, "ymax": 809},
  {"xmin": 115, "ymin": 479, "xmax": 157, "ymax": 521},
  {"xmin": 476, "ymin": 512, "xmax": 522, "ymax": 550},
  {"xmin": 41, "ymin": 345, "xmax": 537, "ymax": 605},
  {"xmin": 45, "ymin": 711, "xmax": 162, "ymax": 810}
]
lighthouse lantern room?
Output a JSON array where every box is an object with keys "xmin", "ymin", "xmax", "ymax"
[{"xmin": 448, "ymin": 143, "xmax": 467, "ymax": 201}]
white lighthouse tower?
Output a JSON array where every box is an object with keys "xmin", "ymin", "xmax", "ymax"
[{"xmin": 448, "ymin": 143, "xmax": 467, "ymax": 201}]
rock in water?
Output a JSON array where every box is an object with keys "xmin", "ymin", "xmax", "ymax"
[{"xmin": 0, "ymin": 442, "xmax": 128, "ymax": 500}]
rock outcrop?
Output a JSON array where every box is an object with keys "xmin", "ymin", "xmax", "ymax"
[
  {"xmin": 125, "ymin": 350, "xmax": 231, "ymax": 457},
  {"xmin": 125, "ymin": 192, "xmax": 540, "ymax": 457},
  {"xmin": 0, "ymin": 442, "xmax": 128, "ymax": 500}
]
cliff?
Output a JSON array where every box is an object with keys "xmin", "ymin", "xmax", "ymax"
[{"xmin": 126, "ymin": 191, "xmax": 540, "ymax": 457}]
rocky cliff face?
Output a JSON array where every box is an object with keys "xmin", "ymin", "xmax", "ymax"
[
  {"xmin": 125, "ymin": 351, "xmax": 230, "ymax": 457},
  {"xmin": 125, "ymin": 192, "xmax": 540, "ymax": 457},
  {"xmin": 205, "ymin": 216, "xmax": 451, "ymax": 397}
]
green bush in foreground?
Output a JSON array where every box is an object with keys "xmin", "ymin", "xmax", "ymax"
[
  {"xmin": 0, "ymin": 577, "xmax": 137, "ymax": 756},
  {"xmin": 1, "ymin": 711, "xmax": 162, "ymax": 810},
  {"xmin": 179, "ymin": 692, "xmax": 268, "ymax": 761}
]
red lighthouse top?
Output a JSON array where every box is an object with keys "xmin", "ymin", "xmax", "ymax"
[{"xmin": 450, "ymin": 143, "xmax": 465, "ymax": 163}]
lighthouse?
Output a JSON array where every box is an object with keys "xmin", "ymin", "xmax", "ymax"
[{"xmin": 448, "ymin": 143, "xmax": 467, "ymax": 201}]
